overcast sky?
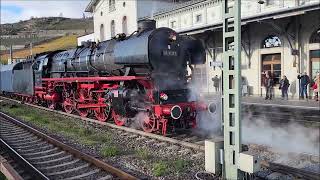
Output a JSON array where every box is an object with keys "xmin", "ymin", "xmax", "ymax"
[{"xmin": 1, "ymin": 0, "xmax": 90, "ymax": 24}]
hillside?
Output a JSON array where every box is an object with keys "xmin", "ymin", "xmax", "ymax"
[
  {"xmin": 1, "ymin": 17, "xmax": 93, "ymax": 36},
  {"xmin": 0, "ymin": 35, "xmax": 78, "ymax": 64}
]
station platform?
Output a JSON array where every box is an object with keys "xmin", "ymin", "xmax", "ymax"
[{"xmin": 242, "ymin": 96, "xmax": 320, "ymax": 110}]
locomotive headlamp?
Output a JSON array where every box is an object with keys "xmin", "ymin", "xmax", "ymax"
[
  {"xmin": 169, "ymin": 33, "xmax": 177, "ymax": 41},
  {"xmin": 160, "ymin": 92, "xmax": 168, "ymax": 101}
]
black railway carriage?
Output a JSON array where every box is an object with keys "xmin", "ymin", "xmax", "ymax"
[{"xmin": 0, "ymin": 20, "xmax": 214, "ymax": 135}]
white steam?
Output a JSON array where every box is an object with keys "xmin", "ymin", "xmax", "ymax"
[
  {"xmin": 243, "ymin": 117, "xmax": 320, "ymax": 155},
  {"xmin": 188, "ymin": 73, "xmax": 319, "ymax": 156}
]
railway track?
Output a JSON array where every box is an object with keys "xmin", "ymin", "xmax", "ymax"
[
  {"xmin": 1, "ymin": 96, "xmax": 319, "ymax": 180},
  {"xmin": 261, "ymin": 161, "xmax": 320, "ymax": 180},
  {"xmin": 0, "ymin": 112, "xmax": 137, "ymax": 180}
]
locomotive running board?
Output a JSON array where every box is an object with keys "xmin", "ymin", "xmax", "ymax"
[{"xmin": 42, "ymin": 76, "xmax": 149, "ymax": 82}]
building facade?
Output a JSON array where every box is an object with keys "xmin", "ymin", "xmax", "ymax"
[
  {"xmin": 154, "ymin": 0, "xmax": 320, "ymax": 98},
  {"xmin": 86, "ymin": 0, "xmax": 320, "ymax": 98},
  {"xmin": 85, "ymin": 0, "xmax": 187, "ymax": 41},
  {"xmin": 77, "ymin": 33, "xmax": 95, "ymax": 46}
]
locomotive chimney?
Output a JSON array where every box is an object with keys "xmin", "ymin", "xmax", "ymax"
[{"xmin": 138, "ymin": 20, "xmax": 156, "ymax": 33}]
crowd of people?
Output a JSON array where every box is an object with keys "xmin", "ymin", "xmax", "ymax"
[
  {"xmin": 263, "ymin": 71, "xmax": 320, "ymax": 101},
  {"xmin": 211, "ymin": 71, "xmax": 320, "ymax": 101}
]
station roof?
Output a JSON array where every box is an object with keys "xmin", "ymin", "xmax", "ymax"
[{"xmin": 85, "ymin": 0, "xmax": 100, "ymax": 12}]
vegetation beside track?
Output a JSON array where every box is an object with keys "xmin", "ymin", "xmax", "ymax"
[
  {"xmin": 0, "ymin": 35, "xmax": 77, "ymax": 64},
  {"xmin": 0, "ymin": 101, "xmax": 196, "ymax": 178},
  {"xmin": 0, "ymin": 172, "xmax": 6, "ymax": 180}
]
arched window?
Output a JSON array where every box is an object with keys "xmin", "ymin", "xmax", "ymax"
[
  {"xmin": 310, "ymin": 28, "xmax": 320, "ymax": 44},
  {"xmin": 122, "ymin": 16, "xmax": 127, "ymax": 34},
  {"xmin": 100, "ymin": 24, "xmax": 105, "ymax": 41},
  {"xmin": 110, "ymin": 20, "xmax": 115, "ymax": 37},
  {"xmin": 262, "ymin": 35, "xmax": 282, "ymax": 48},
  {"xmin": 109, "ymin": 0, "xmax": 116, "ymax": 11}
]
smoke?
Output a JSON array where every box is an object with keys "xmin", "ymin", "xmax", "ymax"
[
  {"xmin": 130, "ymin": 112, "xmax": 149, "ymax": 130},
  {"xmin": 243, "ymin": 116, "xmax": 320, "ymax": 155},
  {"xmin": 188, "ymin": 77, "xmax": 223, "ymax": 137},
  {"xmin": 188, "ymin": 73, "xmax": 319, "ymax": 157}
]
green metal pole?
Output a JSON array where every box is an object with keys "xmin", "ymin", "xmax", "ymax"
[{"xmin": 222, "ymin": 0, "xmax": 242, "ymax": 179}]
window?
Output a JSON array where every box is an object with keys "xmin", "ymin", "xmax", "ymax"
[
  {"xmin": 261, "ymin": 54, "xmax": 281, "ymax": 85},
  {"xmin": 100, "ymin": 11, "xmax": 103, "ymax": 16},
  {"xmin": 196, "ymin": 14, "xmax": 202, "ymax": 23},
  {"xmin": 262, "ymin": 35, "xmax": 281, "ymax": 48},
  {"xmin": 100, "ymin": 24, "xmax": 105, "ymax": 41},
  {"xmin": 122, "ymin": 16, "xmax": 127, "ymax": 34},
  {"xmin": 266, "ymin": 0, "xmax": 276, "ymax": 6},
  {"xmin": 110, "ymin": 20, "xmax": 115, "ymax": 37},
  {"xmin": 109, "ymin": 0, "xmax": 116, "ymax": 12},
  {"xmin": 310, "ymin": 28, "xmax": 320, "ymax": 44},
  {"xmin": 170, "ymin": 21, "xmax": 177, "ymax": 28},
  {"xmin": 310, "ymin": 50, "xmax": 320, "ymax": 79},
  {"xmin": 123, "ymin": 2, "xmax": 126, "ymax": 7}
]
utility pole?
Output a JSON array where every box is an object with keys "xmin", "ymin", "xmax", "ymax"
[
  {"xmin": 30, "ymin": 42, "xmax": 33, "ymax": 57},
  {"xmin": 222, "ymin": 0, "xmax": 242, "ymax": 179},
  {"xmin": 205, "ymin": 1, "xmax": 260, "ymax": 178}
]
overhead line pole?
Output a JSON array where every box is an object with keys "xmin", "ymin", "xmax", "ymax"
[{"xmin": 222, "ymin": 0, "xmax": 242, "ymax": 179}]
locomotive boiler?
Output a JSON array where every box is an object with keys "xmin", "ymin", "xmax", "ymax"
[{"xmin": 0, "ymin": 20, "xmax": 215, "ymax": 135}]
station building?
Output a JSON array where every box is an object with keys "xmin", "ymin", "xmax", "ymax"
[
  {"xmin": 85, "ymin": 0, "xmax": 189, "ymax": 41},
  {"xmin": 86, "ymin": 0, "xmax": 320, "ymax": 98}
]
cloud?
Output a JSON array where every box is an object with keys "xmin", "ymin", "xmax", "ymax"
[{"xmin": 0, "ymin": 0, "xmax": 90, "ymax": 24}]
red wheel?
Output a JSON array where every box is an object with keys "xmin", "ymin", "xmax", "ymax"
[
  {"xmin": 78, "ymin": 108, "xmax": 89, "ymax": 117},
  {"xmin": 112, "ymin": 110, "xmax": 127, "ymax": 126},
  {"xmin": 63, "ymin": 98, "xmax": 74, "ymax": 114},
  {"xmin": 141, "ymin": 114, "xmax": 156, "ymax": 133},
  {"xmin": 27, "ymin": 97, "xmax": 33, "ymax": 104},
  {"xmin": 94, "ymin": 107, "xmax": 108, "ymax": 122},
  {"xmin": 47, "ymin": 101, "xmax": 56, "ymax": 110}
]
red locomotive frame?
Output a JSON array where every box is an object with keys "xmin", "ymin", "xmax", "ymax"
[{"xmin": 12, "ymin": 76, "xmax": 208, "ymax": 136}]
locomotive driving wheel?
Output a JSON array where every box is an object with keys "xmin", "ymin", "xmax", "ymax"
[
  {"xmin": 93, "ymin": 92, "xmax": 111, "ymax": 122},
  {"xmin": 79, "ymin": 108, "xmax": 89, "ymax": 117},
  {"xmin": 112, "ymin": 110, "xmax": 127, "ymax": 126},
  {"xmin": 47, "ymin": 100, "xmax": 56, "ymax": 110},
  {"xmin": 63, "ymin": 97, "xmax": 74, "ymax": 114},
  {"xmin": 63, "ymin": 89, "xmax": 75, "ymax": 114},
  {"xmin": 77, "ymin": 89, "xmax": 89, "ymax": 117},
  {"xmin": 141, "ymin": 113, "xmax": 156, "ymax": 133}
]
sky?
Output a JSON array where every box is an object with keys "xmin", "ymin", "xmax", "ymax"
[{"xmin": 0, "ymin": 0, "xmax": 90, "ymax": 24}]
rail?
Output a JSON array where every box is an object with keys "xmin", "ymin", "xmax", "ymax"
[
  {"xmin": 1, "ymin": 95, "xmax": 319, "ymax": 179},
  {"xmin": 0, "ymin": 139, "xmax": 49, "ymax": 180},
  {"xmin": 0, "ymin": 112, "xmax": 138, "ymax": 180},
  {"xmin": 261, "ymin": 161, "xmax": 320, "ymax": 180}
]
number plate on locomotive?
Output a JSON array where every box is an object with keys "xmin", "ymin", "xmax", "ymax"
[{"xmin": 162, "ymin": 50, "xmax": 178, "ymax": 56}]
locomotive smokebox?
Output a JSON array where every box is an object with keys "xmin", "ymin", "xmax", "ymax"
[{"xmin": 138, "ymin": 20, "xmax": 156, "ymax": 33}]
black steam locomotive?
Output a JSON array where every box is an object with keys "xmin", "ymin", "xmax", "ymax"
[{"xmin": 0, "ymin": 20, "xmax": 214, "ymax": 135}]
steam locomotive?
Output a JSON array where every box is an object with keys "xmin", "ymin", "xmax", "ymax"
[{"xmin": 0, "ymin": 20, "xmax": 215, "ymax": 135}]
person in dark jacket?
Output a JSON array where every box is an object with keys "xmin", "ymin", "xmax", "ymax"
[
  {"xmin": 297, "ymin": 72, "xmax": 310, "ymax": 99},
  {"xmin": 212, "ymin": 75, "xmax": 220, "ymax": 92},
  {"xmin": 264, "ymin": 74, "xmax": 274, "ymax": 100},
  {"xmin": 279, "ymin": 75, "xmax": 290, "ymax": 100}
]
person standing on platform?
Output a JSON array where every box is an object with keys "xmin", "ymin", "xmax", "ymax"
[
  {"xmin": 313, "ymin": 72, "xmax": 320, "ymax": 101},
  {"xmin": 264, "ymin": 74, "xmax": 274, "ymax": 100},
  {"xmin": 212, "ymin": 75, "xmax": 220, "ymax": 93},
  {"xmin": 279, "ymin": 75, "xmax": 290, "ymax": 100},
  {"xmin": 297, "ymin": 72, "xmax": 310, "ymax": 100}
]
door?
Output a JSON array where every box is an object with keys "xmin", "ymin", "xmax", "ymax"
[{"xmin": 261, "ymin": 53, "xmax": 281, "ymax": 86}]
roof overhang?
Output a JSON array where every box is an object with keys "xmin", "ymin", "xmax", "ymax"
[
  {"xmin": 179, "ymin": 3, "xmax": 320, "ymax": 35},
  {"xmin": 85, "ymin": 0, "xmax": 100, "ymax": 12}
]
